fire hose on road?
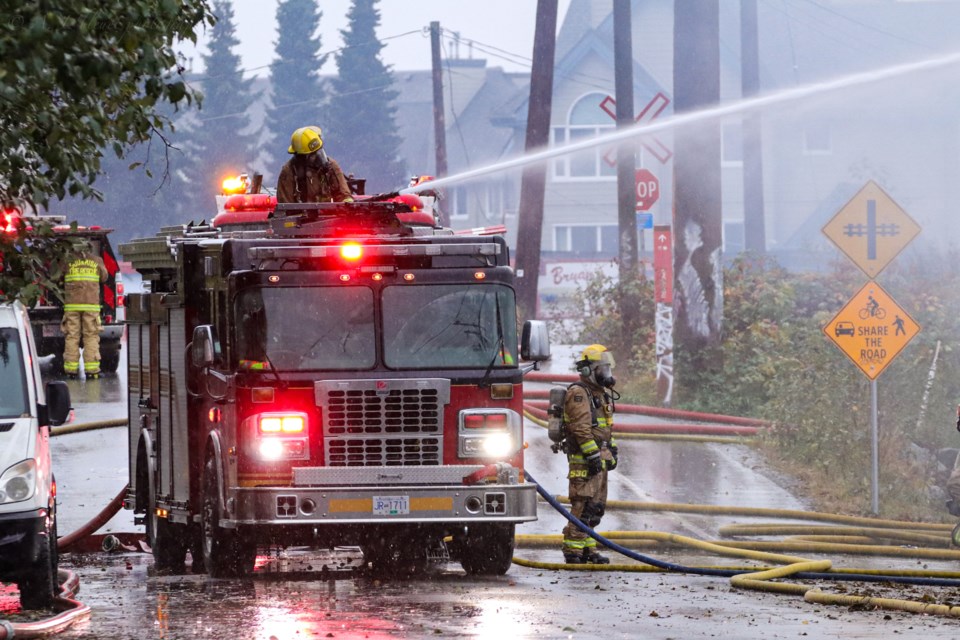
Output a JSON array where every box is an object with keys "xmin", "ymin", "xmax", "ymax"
[
  {"xmin": 31, "ymin": 416, "xmax": 960, "ymax": 629},
  {"xmin": 0, "ymin": 571, "xmax": 90, "ymax": 638},
  {"xmin": 521, "ymin": 471, "xmax": 960, "ymax": 620}
]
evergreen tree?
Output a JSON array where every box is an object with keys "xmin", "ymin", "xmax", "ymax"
[
  {"xmin": 46, "ymin": 134, "xmax": 185, "ymax": 246},
  {"xmin": 177, "ymin": 0, "xmax": 259, "ymax": 217},
  {"xmin": 266, "ymin": 0, "xmax": 328, "ymax": 182},
  {"xmin": 325, "ymin": 0, "xmax": 406, "ymax": 193}
]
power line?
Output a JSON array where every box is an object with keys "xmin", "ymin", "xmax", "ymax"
[
  {"xmin": 197, "ymin": 81, "xmax": 396, "ymax": 123},
  {"xmin": 188, "ymin": 29, "xmax": 425, "ymax": 81},
  {"xmin": 797, "ymin": 0, "xmax": 936, "ymax": 52}
]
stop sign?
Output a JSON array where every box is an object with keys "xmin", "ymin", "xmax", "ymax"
[{"xmin": 635, "ymin": 169, "xmax": 660, "ymax": 211}]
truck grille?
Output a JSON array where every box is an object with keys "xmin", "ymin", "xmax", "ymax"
[
  {"xmin": 326, "ymin": 437, "xmax": 441, "ymax": 466},
  {"xmin": 315, "ymin": 379, "xmax": 450, "ymax": 467}
]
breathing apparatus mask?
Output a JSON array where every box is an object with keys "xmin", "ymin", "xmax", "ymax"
[
  {"xmin": 592, "ymin": 362, "xmax": 616, "ymax": 389},
  {"xmin": 307, "ymin": 149, "xmax": 329, "ymax": 170},
  {"xmin": 577, "ymin": 350, "xmax": 617, "ymax": 390}
]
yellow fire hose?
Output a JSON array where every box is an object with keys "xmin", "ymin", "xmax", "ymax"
[
  {"xmin": 56, "ymin": 415, "xmax": 960, "ymax": 618},
  {"xmin": 514, "ymin": 526, "xmax": 960, "ymax": 618},
  {"xmin": 51, "ymin": 418, "xmax": 126, "ymax": 436}
]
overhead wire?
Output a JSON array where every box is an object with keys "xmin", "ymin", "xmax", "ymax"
[
  {"xmin": 187, "ymin": 29, "xmax": 425, "ymax": 82},
  {"xmin": 797, "ymin": 0, "xmax": 937, "ymax": 52}
]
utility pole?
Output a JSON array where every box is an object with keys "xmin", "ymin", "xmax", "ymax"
[
  {"xmin": 673, "ymin": 0, "xmax": 723, "ymax": 392},
  {"xmin": 613, "ymin": 0, "xmax": 641, "ymax": 336},
  {"xmin": 430, "ymin": 21, "xmax": 450, "ymax": 226},
  {"xmin": 741, "ymin": 0, "xmax": 766, "ymax": 253},
  {"xmin": 515, "ymin": 0, "xmax": 558, "ymax": 320}
]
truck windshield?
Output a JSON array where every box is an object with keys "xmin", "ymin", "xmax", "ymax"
[
  {"xmin": 0, "ymin": 328, "xmax": 28, "ymax": 418},
  {"xmin": 236, "ymin": 287, "xmax": 376, "ymax": 371},
  {"xmin": 382, "ymin": 284, "xmax": 518, "ymax": 369}
]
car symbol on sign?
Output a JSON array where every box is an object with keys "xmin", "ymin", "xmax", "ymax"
[{"xmin": 835, "ymin": 321, "xmax": 855, "ymax": 337}]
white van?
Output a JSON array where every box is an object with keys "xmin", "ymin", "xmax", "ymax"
[{"xmin": 0, "ymin": 301, "xmax": 71, "ymax": 609}]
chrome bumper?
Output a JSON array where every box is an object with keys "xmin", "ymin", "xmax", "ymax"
[{"xmin": 223, "ymin": 465, "xmax": 537, "ymax": 527}]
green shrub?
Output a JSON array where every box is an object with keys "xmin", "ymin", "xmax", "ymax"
[{"xmin": 564, "ymin": 251, "xmax": 960, "ymax": 518}]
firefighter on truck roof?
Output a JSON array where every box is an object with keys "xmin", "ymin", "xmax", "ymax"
[
  {"xmin": 561, "ymin": 344, "xmax": 620, "ymax": 564},
  {"xmin": 276, "ymin": 126, "xmax": 354, "ymax": 204}
]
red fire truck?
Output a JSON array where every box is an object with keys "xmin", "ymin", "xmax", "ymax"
[
  {"xmin": 119, "ymin": 189, "xmax": 549, "ymax": 577},
  {"xmin": 1, "ymin": 208, "xmax": 125, "ymax": 374}
]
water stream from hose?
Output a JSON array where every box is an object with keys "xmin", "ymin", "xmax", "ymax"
[{"xmin": 401, "ymin": 51, "xmax": 960, "ymax": 194}]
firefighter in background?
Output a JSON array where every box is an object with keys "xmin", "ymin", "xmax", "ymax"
[
  {"xmin": 945, "ymin": 411, "xmax": 960, "ymax": 516},
  {"xmin": 62, "ymin": 241, "xmax": 107, "ymax": 378},
  {"xmin": 561, "ymin": 344, "xmax": 620, "ymax": 564},
  {"xmin": 276, "ymin": 126, "xmax": 354, "ymax": 204}
]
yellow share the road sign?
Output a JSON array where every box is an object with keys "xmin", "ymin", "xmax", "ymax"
[
  {"xmin": 823, "ymin": 281, "xmax": 920, "ymax": 380},
  {"xmin": 821, "ymin": 180, "xmax": 920, "ymax": 278}
]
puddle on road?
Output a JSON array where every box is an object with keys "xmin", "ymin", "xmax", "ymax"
[{"xmin": 52, "ymin": 550, "xmax": 541, "ymax": 640}]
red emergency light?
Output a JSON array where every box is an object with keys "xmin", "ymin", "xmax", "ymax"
[
  {"xmin": 224, "ymin": 194, "xmax": 277, "ymax": 213},
  {"xmin": 2, "ymin": 207, "xmax": 22, "ymax": 234},
  {"xmin": 259, "ymin": 414, "xmax": 305, "ymax": 434},
  {"xmin": 340, "ymin": 242, "xmax": 363, "ymax": 261}
]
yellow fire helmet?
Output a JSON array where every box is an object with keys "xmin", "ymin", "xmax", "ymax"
[
  {"xmin": 288, "ymin": 127, "xmax": 324, "ymax": 155},
  {"xmin": 579, "ymin": 344, "xmax": 615, "ymax": 367}
]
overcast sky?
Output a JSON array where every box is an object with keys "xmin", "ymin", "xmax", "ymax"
[{"xmin": 180, "ymin": 1, "xmax": 573, "ymax": 77}]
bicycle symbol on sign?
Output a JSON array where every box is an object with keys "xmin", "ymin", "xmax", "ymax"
[{"xmin": 858, "ymin": 295, "xmax": 886, "ymax": 320}]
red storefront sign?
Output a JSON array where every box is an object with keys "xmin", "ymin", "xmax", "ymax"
[{"xmin": 653, "ymin": 225, "xmax": 672, "ymax": 303}]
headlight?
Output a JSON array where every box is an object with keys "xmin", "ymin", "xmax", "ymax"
[
  {"xmin": 0, "ymin": 459, "xmax": 37, "ymax": 504},
  {"xmin": 458, "ymin": 410, "xmax": 521, "ymax": 460}
]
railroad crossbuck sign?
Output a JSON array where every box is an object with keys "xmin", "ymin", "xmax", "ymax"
[
  {"xmin": 822, "ymin": 281, "xmax": 920, "ymax": 380},
  {"xmin": 822, "ymin": 180, "xmax": 920, "ymax": 278}
]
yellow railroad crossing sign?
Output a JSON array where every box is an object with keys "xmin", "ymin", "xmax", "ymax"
[
  {"xmin": 823, "ymin": 281, "xmax": 920, "ymax": 380},
  {"xmin": 822, "ymin": 180, "xmax": 920, "ymax": 278}
]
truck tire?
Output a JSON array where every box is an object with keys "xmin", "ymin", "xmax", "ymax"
[
  {"xmin": 147, "ymin": 492, "xmax": 187, "ymax": 571},
  {"xmin": 100, "ymin": 350, "xmax": 121, "ymax": 374},
  {"xmin": 200, "ymin": 456, "xmax": 255, "ymax": 578},
  {"xmin": 455, "ymin": 523, "xmax": 515, "ymax": 576},
  {"xmin": 18, "ymin": 518, "xmax": 58, "ymax": 610}
]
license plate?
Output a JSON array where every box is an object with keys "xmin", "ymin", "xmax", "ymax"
[
  {"xmin": 372, "ymin": 495, "xmax": 410, "ymax": 516},
  {"xmin": 42, "ymin": 324, "xmax": 62, "ymax": 337}
]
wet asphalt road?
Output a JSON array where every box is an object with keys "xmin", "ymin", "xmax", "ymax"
[{"xmin": 7, "ymin": 349, "xmax": 960, "ymax": 637}]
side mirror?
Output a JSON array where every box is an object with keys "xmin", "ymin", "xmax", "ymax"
[
  {"xmin": 520, "ymin": 320, "xmax": 551, "ymax": 362},
  {"xmin": 45, "ymin": 381, "xmax": 71, "ymax": 427},
  {"xmin": 191, "ymin": 325, "xmax": 221, "ymax": 368}
]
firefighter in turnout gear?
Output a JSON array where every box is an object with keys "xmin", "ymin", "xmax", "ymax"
[
  {"xmin": 561, "ymin": 344, "xmax": 619, "ymax": 564},
  {"xmin": 276, "ymin": 126, "xmax": 354, "ymax": 204},
  {"xmin": 61, "ymin": 243, "xmax": 108, "ymax": 378}
]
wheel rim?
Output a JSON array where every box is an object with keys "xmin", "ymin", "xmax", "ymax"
[{"xmin": 202, "ymin": 491, "xmax": 215, "ymax": 557}]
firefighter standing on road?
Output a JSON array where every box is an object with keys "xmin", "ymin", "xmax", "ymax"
[
  {"xmin": 62, "ymin": 242, "xmax": 107, "ymax": 378},
  {"xmin": 561, "ymin": 344, "xmax": 619, "ymax": 564},
  {"xmin": 276, "ymin": 126, "xmax": 354, "ymax": 204}
]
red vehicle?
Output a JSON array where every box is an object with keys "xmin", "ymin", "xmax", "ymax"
[
  {"xmin": 1, "ymin": 208, "xmax": 124, "ymax": 374},
  {"xmin": 120, "ymin": 189, "xmax": 549, "ymax": 577}
]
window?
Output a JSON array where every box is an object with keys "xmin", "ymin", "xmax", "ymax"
[
  {"xmin": 382, "ymin": 285, "xmax": 518, "ymax": 369},
  {"xmin": 554, "ymin": 224, "xmax": 619, "ymax": 254},
  {"xmin": 804, "ymin": 123, "xmax": 831, "ymax": 155},
  {"xmin": 486, "ymin": 183, "xmax": 503, "ymax": 217},
  {"xmin": 722, "ymin": 122, "xmax": 743, "ymax": 165},
  {"xmin": 0, "ymin": 328, "xmax": 27, "ymax": 418},
  {"xmin": 553, "ymin": 93, "xmax": 617, "ymax": 180},
  {"xmin": 450, "ymin": 187, "xmax": 469, "ymax": 219},
  {"xmin": 236, "ymin": 287, "xmax": 376, "ymax": 371},
  {"xmin": 723, "ymin": 221, "xmax": 745, "ymax": 255}
]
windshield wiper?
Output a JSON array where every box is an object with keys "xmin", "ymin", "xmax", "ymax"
[{"xmin": 478, "ymin": 292, "xmax": 506, "ymax": 388}]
